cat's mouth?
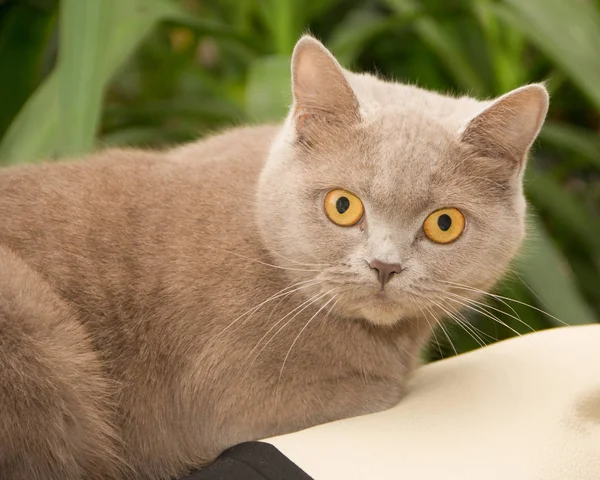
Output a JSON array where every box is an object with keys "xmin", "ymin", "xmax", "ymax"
[
  {"xmin": 374, "ymin": 289, "xmax": 392, "ymax": 298},
  {"xmin": 316, "ymin": 271, "xmax": 424, "ymax": 324}
]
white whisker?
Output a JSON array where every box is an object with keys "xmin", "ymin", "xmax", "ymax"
[
  {"xmin": 429, "ymin": 298, "xmax": 485, "ymax": 348},
  {"xmin": 202, "ymin": 279, "xmax": 323, "ymax": 363},
  {"xmin": 435, "ymin": 279, "xmax": 523, "ymax": 322},
  {"xmin": 446, "ymin": 291, "xmax": 535, "ymax": 333},
  {"xmin": 419, "ymin": 305, "xmax": 444, "ymax": 359},
  {"xmin": 447, "ymin": 296, "xmax": 522, "ymax": 337},
  {"xmin": 425, "ymin": 305, "xmax": 457, "ymax": 356},
  {"xmin": 245, "ymin": 288, "xmax": 335, "ymax": 372},
  {"xmin": 444, "ymin": 301, "xmax": 498, "ymax": 342},
  {"xmin": 205, "ymin": 245, "xmax": 325, "ymax": 273},
  {"xmin": 277, "ymin": 293, "xmax": 339, "ymax": 382},
  {"xmin": 438, "ymin": 279, "xmax": 569, "ymax": 327}
]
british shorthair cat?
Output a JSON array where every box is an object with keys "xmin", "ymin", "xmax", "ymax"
[{"xmin": 0, "ymin": 36, "xmax": 548, "ymax": 479}]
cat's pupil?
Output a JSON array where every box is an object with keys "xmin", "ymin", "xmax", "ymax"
[
  {"xmin": 336, "ymin": 196, "xmax": 350, "ymax": 214},
  {"xmin": 438, "ymin": 214, "xmax": 452, "ymax": 231}
]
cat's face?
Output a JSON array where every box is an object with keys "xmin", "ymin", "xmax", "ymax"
[{"xmin": 257, "ymin": 36, "xmax": 548, "ymax": 326}]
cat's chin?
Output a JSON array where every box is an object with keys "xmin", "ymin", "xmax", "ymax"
[
  {"xmin": 359, "ymin": 305, "xmax": 404, "ymax": 326},
  {"xmin": 333, "ymin": 289, "xmax": 414, "ymax": 326},
  {"xmin": 352, "ymin": 292, "xmax": 408, "ymax": 326}
]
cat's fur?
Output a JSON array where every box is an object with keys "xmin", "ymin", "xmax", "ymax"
[{"xmin": 0, "ymin": 36, "xmax": 548, "ymax": 479}]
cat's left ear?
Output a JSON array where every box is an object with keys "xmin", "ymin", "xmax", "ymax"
[
  {"xmin": 290, "ymin": 35, "xmax": 360, "ymax": 133},
  {"xmin": 460, "ymin": 84, "xmax": 549, "ymax": 170}
]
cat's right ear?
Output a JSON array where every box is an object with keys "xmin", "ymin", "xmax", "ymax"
[
  {"xmin": 290, "ymin": 36, "xmax": 360, "ymax": 133},
  {"xmin": 459, "ymin": 84, "xmax": 549, "ymax": 171}
]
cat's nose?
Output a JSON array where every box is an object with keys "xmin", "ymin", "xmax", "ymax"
[{"xmin": 369, "ymin": 259, "xmax": 403, "ymax": 287}]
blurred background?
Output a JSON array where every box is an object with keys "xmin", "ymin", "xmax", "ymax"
[{"xmin": 0, "ymin": 0, "xmax": 598, "ymax": 359}]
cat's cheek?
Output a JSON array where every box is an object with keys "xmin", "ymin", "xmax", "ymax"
[
  {"xmin": 346, "ymin": 249, "xmax": 375, "ymax": 277},
  {"xmin": 316, "ymin": 217, "xmax": 367, "ymax": 262},
  {"xmin": 401, "ymin": 260, "xmax": 426, "ymax": 284}
]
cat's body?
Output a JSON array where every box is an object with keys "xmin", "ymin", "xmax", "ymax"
[
  {"xmin": 0, "ymin": 126, "xmax": 421, "ymax": 479},
  {"xmin": 0, "ymin": 37, "xmax": 548, "ymax": 479}
]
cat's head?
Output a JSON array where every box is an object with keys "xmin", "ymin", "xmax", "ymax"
[{"xmin": 256, "ymin": 36, "xmax": 548, "ymax": 326}]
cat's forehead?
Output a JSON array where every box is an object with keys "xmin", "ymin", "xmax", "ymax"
[
  {"xmin": 358, "ymin": 111, "xmax": 463, "ymax": 199},
  {"xmin": 302, "ymin": 109, "xmax": 487, "ymax": 214},
  {"xmin": 366, "ymin": 107, "xmax": 457, "ymax": 158}
]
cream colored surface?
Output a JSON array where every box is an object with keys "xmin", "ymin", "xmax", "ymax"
[{"xmin": 266, "ymin": 325, "xmax": 600, "ymax": 479}]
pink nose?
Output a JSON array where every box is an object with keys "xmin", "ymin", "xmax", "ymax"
[{"xmin": 369, "ymin": 259, "xmax": 403, "ymax": 287}]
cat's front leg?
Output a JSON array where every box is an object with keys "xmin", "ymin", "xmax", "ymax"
[{"xmin": 208, "ymin": 368, "xmax": 406, "ymax": 456}]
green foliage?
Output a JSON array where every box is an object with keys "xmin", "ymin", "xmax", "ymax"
[
  {"xmin": 0, "ymin": 0, "xmax": 598, "ymax": 359},
  {"xmin": 0, "ymin": 0, "xmax": 190, "ymax": 163}
]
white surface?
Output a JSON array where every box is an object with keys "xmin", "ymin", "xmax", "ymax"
[{"xmin": 265, "ymin": 325, "xmax": 600, "ymax": 479}]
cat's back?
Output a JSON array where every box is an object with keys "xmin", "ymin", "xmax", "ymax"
[
  {"xmin": 0, "ymin": 124, "xmax": 279, "ymax": 303},
  {"xmin": 0, "ymin": 124, "xmax": 278, "ymax": 240}
]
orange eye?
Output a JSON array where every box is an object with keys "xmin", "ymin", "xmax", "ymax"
[
  {"xmin": 324, "ymin": 189, "xmax": 364, "ymax": 227},
  {"xmin": 423, "ymin": 208, "xmax": 465, "ymax": 244}
]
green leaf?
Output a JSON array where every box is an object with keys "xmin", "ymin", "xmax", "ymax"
[
  {"xmin": 57, "ymin": 0, "xmax": 113, "ymax": 156},
  {"xmin": 517, "ymin": 217, "xmax": 598, "ymax": 326},
  {"xmin": 385, "ymin": 0, "xmax": 486, "ymax": 95},
  {"xmin": 471, "ymin": 0, "xmax": 525, "ymax": 93},
  {"xmin": 540, "ymin": 122, "xmax": 600, "ymax": 170},
  {"xmin": 246, "ymin": 55, "xmax": 291, "ymax": 122},
  {"xmin": 0, "ymin": 73, "xmax": 60, "ymax": 165},
  {"xmin": 0, "ymin": 0, "xmax": 190, "ymax": 164},
  {"xmin": 258, "ymin": 0, "xmax": 301, "ymax": 55},
  {"xmin": 526, "ymin": 168, "xmax": 600, "ymax": 253},
  {"xmin": 493, "ymin": 0, "xmax": 600, "ymax": 110},
  {"xmin": 328, "ymin": 10, "xmax": 391, "ymax": 67},
  {"xmin": 496, "ymin": 277, "xmax": 551, "ymax": 333},
  {"xmin": 0, "ymin": 4, "xmax": 56, "ymax": 139}
]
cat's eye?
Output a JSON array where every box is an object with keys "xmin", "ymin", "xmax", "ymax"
[
  {"xmin": 423, "ymin": 208, "xmax": 465, "ymax": 244},
  {"xmin": 324, "ymin": 189, "xmax": 364, "ymax": 227}
]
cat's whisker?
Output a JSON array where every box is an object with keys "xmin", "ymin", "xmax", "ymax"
[
  {"xmin": 264, "ymin": 285, "xmax": 301, "ymax": 332},
  {"xmin": 438, "ymin": 301, "xmax": 487, "ymax": 348},
  {"xmin": 204, "ymin": 245, "xmax": 325, "ymax": 273},
  {"xmin": 245, "ymin": 289, "xmax": 335, "ymax": 373},
  {"xmin": 446, "ymin": 291, "xmax": 535, "ymax": 333},
  {"xmin": 453, "ymin": 320, "xmax": 486, "ymax": 348},
  {"xmin": 323, "ymin": 294, "xmax": 341, "ymax": 321},
  {"xmin": 202, "ymin": 279, "xmax": 324, "ymax": 362},
  {"xmin": 271, "ymin": 242, "xmax": 331, "ymax": 266},
  {"xmin": 429, "ymin": 298, "xmax": 485, "ymax": 348},
  {"xmin": 446, "ymin": 296, "xmax": 522, "ymax": 337},
  {"xmin": 411, "ymin": 284, "xmax": 494, "ymax": 345},
  {"xmin": 436, "ymin": 317, "xmax": 458, "ymax": 357},
  {"xmin": 419, "ymin": 306, "xmax": 444, "ymax": 359},
  {"xmin": 513, "ymin": 272, "xmax": 554, "ymax": 311},
  {"xmin": 277, "ymin": 293, "xmax": 339, "ymax": 383},
  {"xmin": 439, "ymin": 279, "xmax": 569, "ymax": 327},
  {"xmin": 434, "ymin": 279, "xmax": 523, "ymax": 322},
  {"xmin": 244, "ymin": 284, "xmax": 310, "ymax": 363},
  {"xmin": 443, "ymin": 301, "xmax": 498, "ymax": 342},
  {"xmin": 222, "ymin": 279, "xmax": 321, "ymax": 334},
  {"xmin": 269, "ymin": 234, "xmax": 332, "ymax": 266},
  {"xmin": 405, "ymin": 282, "xmax": 497, "ymax": 346},
  {"xmin": 424, "ymin": 305, "xmax": 457, "ymax": 356},
  {"xmin": 499, "ymin": 297, "xmax": 569, "ymax": 327},
  {"xmin": 315, "ymin": 291, "xmax": 343, "ymax": 336}
]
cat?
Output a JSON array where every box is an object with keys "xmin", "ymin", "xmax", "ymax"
[{"xmin": 0, "ymin": 35, "xmax": 548, "ymax": 480}]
